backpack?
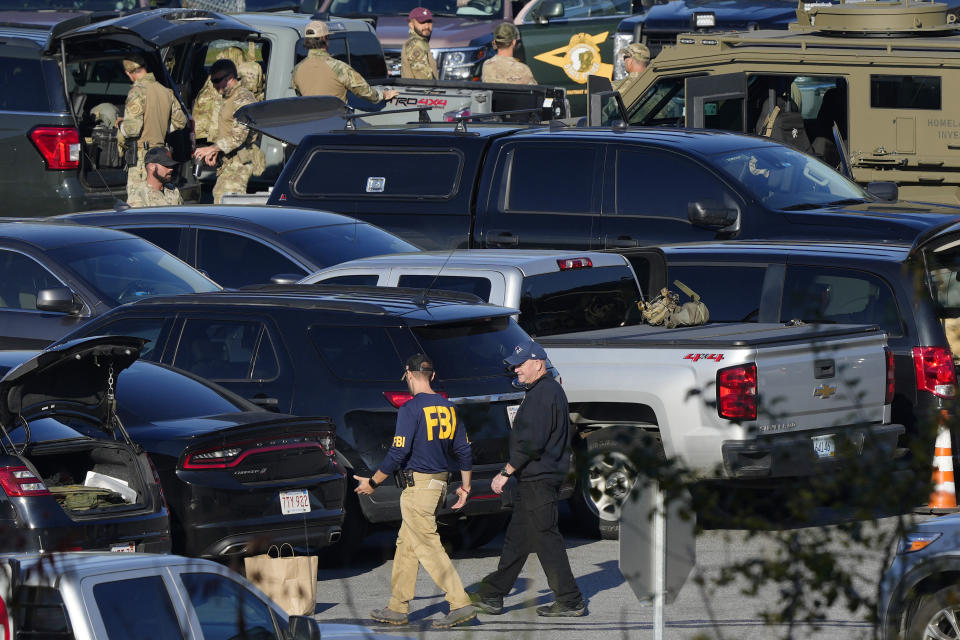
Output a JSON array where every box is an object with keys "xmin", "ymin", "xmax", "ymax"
[{"xmin": 639, "ymin": 280, "xmax": 709, "ymax": 328}]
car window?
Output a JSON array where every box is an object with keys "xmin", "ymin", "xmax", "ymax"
[
  {"xmin": 91, "ymin": 316, "xmax": 173, "ymax": 361},
  {"xmin": 280, "ymin": 224, "xmax": 417, "ymax": 269},
  {"xmin": 926, "ymin": 240, "xmax": 960, "ymax": 313},
  {"xmin": 413, "ymin": 316, "xmax": 531, "ymax": 380},
  {"xmin": 615, "ymin": 149, "xmax": 735, "ymax": 218},
  {"xmin": 0, "ymin": 249, "xmax": 66, "ymax": 311},
  {"xmin": 123, "ymin": 227, "xmax": 183, "ymax": 256},
  {"xmin": 197, "ymin": 230, "xmax": 306, "ymax": 288},
  {"xmin": 180, "ymin": 572, "xmax": 280, "ymax": 640},
  {"xmin": 311, "ymin": 325, "xmax": 402, "ymax": 381},
  {"xmin": 314, "ymin": 274, "xmax": 381, "ymax": 286},
  {"xmin": 871, "ymin": 75, "xmax": 941, "ymax": 110},
  {"xmin": 174, "ymin": 319, "xmax": 279, "ymax": 382},
  {"xmin": 502, "ymin": 144, "xmax": 599, "ymax": 214},
  {"xmin": 781, "ymin": 265, "xmax": 903, "ymax": 336},
  {"xmin": 523, "ymin": 0, "xmax": 631, "ymax": 22},
  {"xmin": 397, "ymin": 275, "xmax": 493, "ymax": 300},
  {"xmin": 666, "ymin": 264, "xmax": 766, "ymax": 322},
  {"xmin": 12, "ymin": 586, "xmax": 74, "ymax": 639},
  {"xmin": 0, "ymin": 54, "xmax": 50, "ymax": 112},
  {"xmin": 47, "ymin": 237, "xmax": 218, "ymax": 306},
  {"xmin": 93, "ymin": 576, "xmax": 184, "ymax": 640},
  {"xmin": 629, "ymin": 75, "xmax": 686, "ymax": 126},
  {"xmin": 518, "ymin": 266, "xmax": 642, "ymax": 336}
]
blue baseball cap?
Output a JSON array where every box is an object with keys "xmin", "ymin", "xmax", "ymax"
[{"xmin": 504, "ymin": 339, "xmax": 548, "ymax": 367}]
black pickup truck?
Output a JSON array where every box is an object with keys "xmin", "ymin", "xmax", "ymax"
[{"xmin": 267, "ymin": 122, "xmax": 960, "ymax": 250}]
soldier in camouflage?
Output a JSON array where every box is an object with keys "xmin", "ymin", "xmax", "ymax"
[
  {"xmin": 118, "ymin": 55, "xmax": 187, "ymax": 201},
  {"xmin": 192, "ymin": 59, "xmax": 264, "ymax": 204},
  {"xmin": 126, "ymin": 146, "xmax": 183, "ymax": 208},
  {"xmin": 481, "ymin": 23, "xmax": 536, "ymax": 85},
  {"xmin": 193, "ymin": 45, "xmax": 264, "ymax": 142},
  {"xmin": 292, "ymin": 20, "xmax": 399, "ymax": 104},
  {"xmin": 612, "ymin": 43, "xmax": 650, "ymax": 95},
  {"xmin": 402, "ymin": 7, "xmax": 438, "ymax": 80}
]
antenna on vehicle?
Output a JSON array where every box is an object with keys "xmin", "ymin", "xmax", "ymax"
[{"xmin": 415, "ymin": 245, "xmax": 458, "ymax": 309}]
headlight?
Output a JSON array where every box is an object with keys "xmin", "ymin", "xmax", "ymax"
[
  {"xmin": 613, "ymin": 33, "xmax": 633, "ymax": 81},
  {"xmin": 897, "ymin": 532, "xmax": 942, "ymax": 554},
  {"xmin": 439, "ymin": 47, "xmax": 487, "ymax": 81}
]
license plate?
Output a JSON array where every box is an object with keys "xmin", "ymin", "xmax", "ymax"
[
  {"xmin": 506, "ymin": 404, "xmax": 519, "ymax": 428},
  {"xmin": 812, "ymin": 435, "xmax": 836, "ymax": 458},
  {"xmin": 280, "ymin": 489, "xmax": 311, "ymax": 515},
  {"xmin": 110, "ymin": 542, "xmax": 135, "ymax": 553}
]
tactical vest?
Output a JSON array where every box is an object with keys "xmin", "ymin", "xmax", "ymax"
[{"xmin": 140, "ymin": 77, "xmax": 176, "ymax": 147}]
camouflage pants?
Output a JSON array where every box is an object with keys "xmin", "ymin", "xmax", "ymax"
[
  {"xmin": 125, "ymin": 147, "xmax": 149, "ymax": 200},
  {"xmin": 212, "ymin": 159, "xmax": 254, "ymax": 204}
]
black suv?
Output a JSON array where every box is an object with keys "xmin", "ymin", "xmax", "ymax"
[
  {"xmin": 58, "ymin": 285, "xmax": 537, "ymax": 549},
  {"xmin": 0, "ymin": 9, "xmax": 255, "ymax": 215}
]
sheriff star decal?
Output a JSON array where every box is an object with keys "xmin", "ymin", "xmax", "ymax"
[{"xmin": 534, "ymin": 32, "xmax": 613, "ymax": 84}]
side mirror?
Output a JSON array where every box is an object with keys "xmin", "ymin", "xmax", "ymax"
[
  {"xmin": 866, "ymin": 181, "xmax": 898, "ymax": 202},
  {"xmin": 36, "ymin": 287, "xmax": 79, "ymax": 314},
  {"xmin": 687, "ymin": 200, "xmax": 739, "ymax": 229},
  {"xmin": 287, "ymin": 615, "xmax": 322, "ymax": 640},
  {"xmin": 535, "ymin": 0, "xmax": 564, "ymax": 23},
  {"xmin": 270, "ymin": 274, "xmax": 303, "ymax": 285}
]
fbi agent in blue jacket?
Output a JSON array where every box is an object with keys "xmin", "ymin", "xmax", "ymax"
[{"xmin": 355, "ymin": 354, "xmax": 477, "ymax": 629}]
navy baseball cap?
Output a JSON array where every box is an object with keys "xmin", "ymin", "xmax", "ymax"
[
  {"xmin": 504, "ymin": 340, "xmax": 548, "ymax": 367},
  {"xmin": 402, "ymin": 353, "xmax": 434, "ymax": 379}
]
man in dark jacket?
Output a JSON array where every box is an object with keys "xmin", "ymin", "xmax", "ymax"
[{"xmin": 470, "ymin": 339, "xmax": 587, "ymax": 617}]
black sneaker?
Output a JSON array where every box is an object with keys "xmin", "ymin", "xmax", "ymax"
[
  {"xmin": 536, "ymin": 601, "xmax": 587, "ymax": 617},
  {"xmin": 468, "ymin": 592, "xmax": 504, "ymax": 615}
]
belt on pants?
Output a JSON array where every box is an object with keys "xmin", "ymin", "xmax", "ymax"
[{"xmin": 411, "ymin": 471, "xmax": 448, "ymax": 486}]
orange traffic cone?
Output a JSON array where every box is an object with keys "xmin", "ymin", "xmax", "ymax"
[{"xmin": 929, "ymin": 421, "xmax": 958, "ymax": 513}]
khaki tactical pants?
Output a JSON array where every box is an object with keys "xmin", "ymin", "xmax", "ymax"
[{"xmin": 388, "ymin": 472, "xmax": 471, "ymax": 614}]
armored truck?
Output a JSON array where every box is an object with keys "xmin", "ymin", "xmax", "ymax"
[{"xmin": 618, "ymin": 1, "xmax": 960, "ymax": 206}]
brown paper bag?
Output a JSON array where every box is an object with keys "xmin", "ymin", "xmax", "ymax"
[{"xmin": 244, "ymin": 543, "xmax": 318, "ymax": 616}]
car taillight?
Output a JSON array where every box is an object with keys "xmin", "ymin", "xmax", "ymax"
[
  {"xmin": 717, "ymin": 363, "xmax": 757, "ymax": 420},
  {"xmin": 182, "ymin": 433, "xmax": 329, "ymax": 469},
  {"xmin": 885, "ymin": 347, "xmax": 896, "ymax": 404},
  {"xmin": 383, "ymin": 391, "xmax": 448, "ymax": 408},
  {"xmin": 28, "ymin": 126, "xmax": 80, "ymax": 170},
  {"xmin": 0, "ymin": 466, "xmax": 51, "ymax": 497},
  {"xmin": 913, "ymin": 346, "xmax": 957, "ymax": 399},
  {"xmin": 557, "ymin": 257, "xmax": 593, "ymax": 270}
]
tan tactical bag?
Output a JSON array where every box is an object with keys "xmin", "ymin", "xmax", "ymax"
[{"xmin": 639, "ymin": 280, "xmax": 709, "ymax": 328}]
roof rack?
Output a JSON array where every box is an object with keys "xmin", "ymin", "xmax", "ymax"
[
  {"xmin": 343, "ymin": 106, "xmax": 431, "ymax": 130},
  {"xmin": 451, "ymin": 108, "xmax": 544, "ymax": 133}
]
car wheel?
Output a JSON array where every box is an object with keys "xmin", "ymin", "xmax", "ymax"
[
  {"xmin": 906, "ymin": 585, "xmax": 960, "ymax": 640},
  {"xmin": 570, "ymin": 426, "xmax": 661, "ymax": 540}
]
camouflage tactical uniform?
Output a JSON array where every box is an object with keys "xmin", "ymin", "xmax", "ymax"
[
  {"xmin": 401, "ymin": 29, "xmax": 437, "ymax": 80},
  {"xmin": 211, "ymin": 82, "xmax": 262, "ymax": 204},
  {"xmin": 292, "ymin": 49, "xmax": 384, "ymax": 102},
  {"xmin": 481, "ymin": 55, "xmax": 536, "ymax": 85},
  {"xmin": 126, "ymin": 182, "xmax": 183, "ymax": 208},
  {"xmin": 193, "ymin": 47, "xmax": 264, "ymax": 141},
  {"xmin": 120, "ymin": 73, "xmax": 186, "ymax": 199},
  {"xmin": 612, "ymin": 72, "xmax": 644, "ymax": 95}
]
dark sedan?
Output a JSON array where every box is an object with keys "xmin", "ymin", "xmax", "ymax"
[
  {"xmin": 58, "ymin": 205, "xmax": 420, "ymax": 288},
  {"xmin": 0, "ymin": 222, "xmax": 219, "ymax": 350}
]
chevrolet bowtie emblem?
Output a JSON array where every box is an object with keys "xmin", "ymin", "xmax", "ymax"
[{"xmin": 813, "ymin": 384, "xmax": 837, "ymax": 400}]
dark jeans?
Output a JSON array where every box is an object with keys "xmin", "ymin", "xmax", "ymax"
[{"xmin": 479, "ymin": 478, "xmax": 583, "ymax": 607}]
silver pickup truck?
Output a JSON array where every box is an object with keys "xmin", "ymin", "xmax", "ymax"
[{"xmin": 540, "ymin": 322, "xmax": 903, "ymax": 538}]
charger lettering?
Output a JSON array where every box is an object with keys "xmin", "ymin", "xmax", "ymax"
[{"xmin": 424, "ymin": 406, "xmax": 457, "ymax": 441}]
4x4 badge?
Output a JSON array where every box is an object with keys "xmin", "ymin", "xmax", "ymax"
[
  {"xmin": 814, "ymin": 384, "xmax": 837, "ymax": 399},
  {"xmin": 534, "ymin": 32, "xmax": 612, "ymax": 84}
]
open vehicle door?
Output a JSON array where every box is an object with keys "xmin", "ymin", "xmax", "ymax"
[
  {"xmin": 684, "ymin": 72, "xmax": 747, "ymax": 131},
  {"xmin": 586, "ymin": 74, "xmax": 627, "ymax": 127}
]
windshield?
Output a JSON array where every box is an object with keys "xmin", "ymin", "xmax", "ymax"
[
  {"xmin": 47, "ymin": 238, "xmax": 220, "ymax": 306},
  {"xmin": 326, "ymin": 0, "xmax": 503, "ymax": 18},
  {"xmin": 710, "ymin": 145, "xmax": 868, "ymax": 210},
  {"xmin": 282, "ymin": 224, "xmax": 418, "ymax": 269}
]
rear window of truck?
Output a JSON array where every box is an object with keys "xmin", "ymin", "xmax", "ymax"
[
  {"xmin": 413, "ymin": 316, "xmax": 529, "ymax": 380},
  {"xmin": 292, "ymin": 148, "xmax": 463, "ymax": 200}
]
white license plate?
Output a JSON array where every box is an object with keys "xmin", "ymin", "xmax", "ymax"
[
  {"xmin": 812, "ymin": 435, "xmax": 836, "ymax": 458},
  {"xmin": 280, "ymin": 489, "xmax": 311, "ymax": 515},
  {"xmin": 506, "ymin": 405, "xmax": 519, "ymax": 428},
  {"xmin": 110, "ymin": 542, "xmax": 135, "ymax": 553}
]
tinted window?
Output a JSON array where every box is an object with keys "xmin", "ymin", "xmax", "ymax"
[
  {"xmin": 197, "ymin": 230, "xmax": 305, "ymax": 288},
  {"xmin": 871, "ymin": 75, "xmax": 941, "ymax": 110},
  {"xmin": 13, "ymin": 586, "xmax": 73, "ymax": 638},
  {"xmin": 504, "ymin": 145, "xmax": 598, "ymax": 214},
  {"xmin": 0, "ymin": 55, "xmax": 50, "ymax": 112},
  {"xmin": 315, "ymin": 274, "xmax": 381, "ymax": 286},
  {"xmin": 413, "ymin": 316, "xmax": 530, "ymax": 380},
  {"xmin": 701, "ymin": 96, "xmax": 744, "ymax": 131},
  {"xmin": 781, "ymin": 265, "xmax": 903, "ymax": 336},
  {"xmin": 518, "ymin": 266, "xmax": 641, "ymax": 336},
  {"xmin": 94, "ymin": 316, "xmax": 173, "ymax": 360},
  {"xmin": 926, "ymin": 241, "xmax": 960, "ymax": 312},
  {"xmin": 48, "ymin": 238, "xmax": 218, "ymax": 305},
  {"xmin": 180, "ymin": 572, "xmax": 279, "ymax": 640},
  {"xmin": 328, "ymin": 31, "xmax": 387, "ymax": 78},
  {"xmin": 116, "ymin": 361, "xmax": 252, "ymax": 424},
  {"xmin": 666, "ymin": 264, "xmax": 766, "ymax": 322},
  {"xmin": 523, "ymin": 0, "xmax": 631, "ymax": 22},
  {"xmin": 293, "ymin": 149, "xmax": 463, "ymax": 199},
  {"xmin": 281, "ymin": 224, "xmax": 417, "ymax": 268},
  {"xmin": 397, "ymin": 275, "xmax": 492, "ymax": 300},
  {"xmin": 174, "ymin": 319, "xmax": 279, "ymax": 381},
  {"xmin": 616, "ymin": 149, "xmax": 733, "ymax": 218},
  {"xmin": 94, "ymin": 576, "xmax": 184, "ymax": 640},
  {"xmin": 311, "ymin": 325, "xmax": 401, "ymax": 381},
  {"xmin": 0, "ymin": 249, "xmax": 65, "ymax": 310},
  {"xmin": 629, "ymin": 75, "xmax": 686, "ymax": 126},
  {"xmin": 125, "ymin": 227, "xmax": 182, "ymax": 256}
]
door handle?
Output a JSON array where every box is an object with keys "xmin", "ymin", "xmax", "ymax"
[
  {"xmin": 488, "ymin": 232, "xmax": 519, "ymax": 246},
  {"xmin": 814, "ymin": 359, "xmax": 835, "ymax": 380},
  {"xmin": 606, "ymin": 236, "xmax": 639, "ymax": 248},
  {"xmin": 250, "ymin": 396, "xmax": 279, "ymax": 408}
]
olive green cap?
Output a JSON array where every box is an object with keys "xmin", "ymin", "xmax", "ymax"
[{"xmin": 623, "ymin": 42, "xmax": 651, "ymax": 63}]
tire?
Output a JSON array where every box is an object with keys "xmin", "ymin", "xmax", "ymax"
[
  {"xmin": 570, "ymin": 426, "xmax": 662, "ymax": 540},
  {"xmin": 906, "ymin": 585, "xmax": 960, "ymax": 640}
]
